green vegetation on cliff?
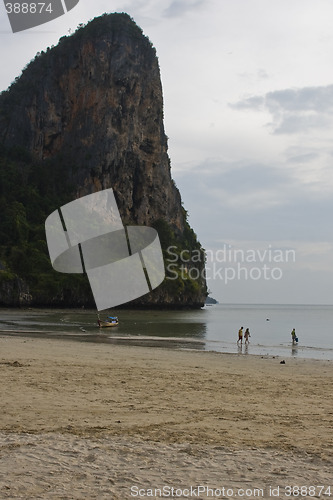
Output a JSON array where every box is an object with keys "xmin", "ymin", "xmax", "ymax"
[{"xmin": 0, "ymin": 145, "xmax": 93, "ymax": 306}]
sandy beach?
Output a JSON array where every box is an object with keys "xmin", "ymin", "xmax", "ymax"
[{"xmin": 0, "ymin": 336, "xmax": 332, "ymax": 499}]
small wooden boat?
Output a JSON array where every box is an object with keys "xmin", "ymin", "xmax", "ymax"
[{"xmin": 97, "ymin": 316, "xmax": 119, "ymax": 328}]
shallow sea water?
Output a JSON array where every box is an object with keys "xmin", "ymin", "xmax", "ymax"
[{"xmin": 0, "ymin": 304, "xmax": 333, "ymax": 360}]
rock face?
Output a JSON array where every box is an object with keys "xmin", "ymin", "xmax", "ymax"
[
  {"xmin": 0, "ymin": 13, "xmax": 207, "ymax": 308},
  {"xmin": 0, "ymin": 274, "xmax": 32, "ymax": 306},
  {"xmin": 1, "ymin": 13, "xmax": 182, "ymax": 230}
]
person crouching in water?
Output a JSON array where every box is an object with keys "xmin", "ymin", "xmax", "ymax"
[
  {"xmin": 244, "ymin": 328, "xmax": 251, "ymax": 344},
  {"xmin": 237, "ymin": 327, "xmax": 243, "ymax": 344}
]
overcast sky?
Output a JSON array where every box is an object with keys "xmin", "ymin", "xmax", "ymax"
[{"xmin": 1, "ymin": 0, "xmax": 333, "ymax": 304}]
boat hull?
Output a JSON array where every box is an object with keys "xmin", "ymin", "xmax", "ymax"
[{"xmin": 98, "ymin": 321, "xmax": 118, "ymax": 328}]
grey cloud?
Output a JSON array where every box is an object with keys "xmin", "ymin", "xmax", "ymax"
[
  {"xmin": 174, "ymin": 158, "xmax": 333, "ymax": 244},
  {"xmin": 257, "ymin": 69, "xmax": 269, "ymax": 80},
  {"xmin": 218, "ymin": 163, "xmax": 288, "ymax": 193},
  {"xmin": 273, "ymin": 113, "xmax": 331, "ymax": 134},
  {"xmin": 163, "ymin": 0, "xmax": 206, "ymax": 18},
  {"xmin": 287, "ymin": 153, "xmax": 319, "ymax": 164},
  {"xmin": 232, "ymin": 85, "xmax": 333, "ymax": 112},
  {"xmin": 230, "ymin": 84, "xmax": 333, "ymax": 134},
  {"xmin": 230, "ymin": 95, "xmax": 265, "ymax": 110},
  {"xmin": 266, "ymin": 86, "xmax": 333, "ymax": 113},
  {"xmin": 176, "ymin": 160, "xmax": 292, "ymax": 196}
]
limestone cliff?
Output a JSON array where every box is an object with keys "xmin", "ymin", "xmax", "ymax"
[{"xmin": 0, "ymin": 13, "xmax": 207, "ymax": 308}]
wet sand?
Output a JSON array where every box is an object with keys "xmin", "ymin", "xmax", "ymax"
[{"xmin": 0, "ymin": 336, "xmax": 332, "ymax": 499}]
